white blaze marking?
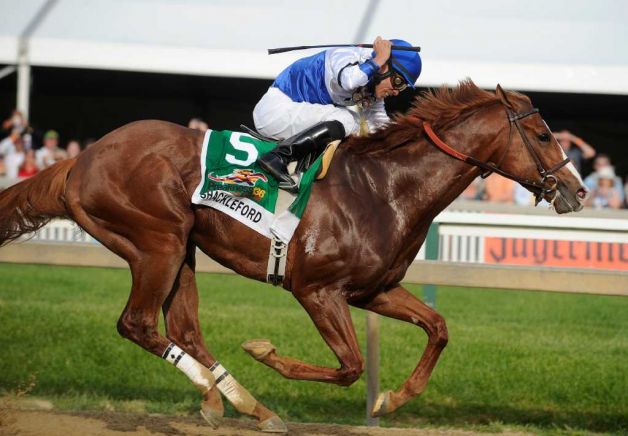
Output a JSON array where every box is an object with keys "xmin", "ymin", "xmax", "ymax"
[{"xmin": 558, "ymin": 147, "xmax": 584, "ymax": 185}]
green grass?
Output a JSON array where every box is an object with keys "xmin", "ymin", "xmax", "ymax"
[{"xmin": 0, "ymin": 263, "xmax": 626, "ymax": 434}]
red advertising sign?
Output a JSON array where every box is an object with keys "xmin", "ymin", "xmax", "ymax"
[{"xmin": 484, "ymin": 238, "xmax": 628, "ymax": 271}]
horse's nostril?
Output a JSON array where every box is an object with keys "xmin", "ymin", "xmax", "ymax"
[{"xmin": 577, "ymin": 188, "xmax": 588, "ymax": 200}]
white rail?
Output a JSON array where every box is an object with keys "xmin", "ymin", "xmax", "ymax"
[
  {"xmin": 432, "ymin": 210, "xmax": 628, "ymax": 268},
  {"xmin": 22, "ymin": 206, "xmax": 628, "ymax": 271},
  {"xmin": 27, "ymin": 220, "xmax": 97, "ymax": 244}
]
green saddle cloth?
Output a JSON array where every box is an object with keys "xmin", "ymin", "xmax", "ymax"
[{"xmin": 191, "ymin": 129, "xmax": 322, "ymax": 240}]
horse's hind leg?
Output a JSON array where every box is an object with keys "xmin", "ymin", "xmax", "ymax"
[
  {"xmin": 162, "ymin": 242, "xmax": 285, "ymax": 433},
  {"xmin": 162, "ymin": 242, "xmax": 223, "ymax": 428},
  {"xmin": 67, "ymin": 156, "xmax": 284, "ymax": 431},
  {"xmin": 352, "ymin": 285, "xmax": 448, "ymax": 417}
]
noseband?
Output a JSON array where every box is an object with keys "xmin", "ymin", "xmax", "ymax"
[{"xmin": 420, "ymin": 105, "xmax": 570, "ymax": 205}]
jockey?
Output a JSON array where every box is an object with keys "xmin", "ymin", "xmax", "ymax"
[{"xmin": 253, "ymin": 36, "xmax": 422, "ymax": 192}]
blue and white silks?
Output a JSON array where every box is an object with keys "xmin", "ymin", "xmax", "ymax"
[{"xmin": 272, "ymin": 48, "xmax": 381, "ymax": 107}]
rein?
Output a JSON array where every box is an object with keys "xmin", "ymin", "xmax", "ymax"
[{"xmin": 415, "ymin": 106, "xmax": 570, "ymax": 204}]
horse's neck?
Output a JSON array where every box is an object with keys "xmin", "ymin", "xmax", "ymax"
[{"xmin": 349, "ymin": 110, "xmax": 502, "ymax": 247}]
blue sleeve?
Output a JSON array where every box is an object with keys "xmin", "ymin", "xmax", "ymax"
[{"xmin": 359, "ymin": 59, "xmax": 380, "ymax": 79}]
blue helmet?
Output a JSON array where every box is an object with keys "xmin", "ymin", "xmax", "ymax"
[{"xmin": 389, "ymin": 39, "xmax": 422, "ymax": 88}]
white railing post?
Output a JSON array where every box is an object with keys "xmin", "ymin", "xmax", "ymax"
[{"xmin": 365, "ymin": 311, "xmax": 380, "ymax": 426}]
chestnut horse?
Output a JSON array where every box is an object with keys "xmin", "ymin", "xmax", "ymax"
[{"xmin": 0, "ymin": 81, "xmax": 586, "ymax": 432}]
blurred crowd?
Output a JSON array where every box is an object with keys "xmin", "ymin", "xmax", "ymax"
[
  {"xmin": 461, "ymin": 130, "xmax": 628, "ymax": 210},
  {"xmin": 0, "ymin": 110, "xmax": 210, "ymax": 183},
  {"xmin": 0, "ymin": 110, "xmax": 87, "ymax": 180},
  {"xmin": 1, "ymin": 110, "xmax": 624, "ymax": 210}
]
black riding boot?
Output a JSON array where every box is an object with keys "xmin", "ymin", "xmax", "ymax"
[{"xmin": 257, "ymin": 120, "xmax": 345, "ymax": 193}]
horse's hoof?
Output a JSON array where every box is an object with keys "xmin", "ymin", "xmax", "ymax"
[
  {"xmin": 371, "ymin": 390, "xmax": 394, "ymax": 417},
  {"xmin": 257, "ymin": 415, "xmax": 287, "ymax": 433},
  {"xmin": 242, "ymin": 339, "xmax": 276, "ymax": 361},
  {"xmin": 199, "ymin": 405, "xmax": 222, "ymax": 429}
]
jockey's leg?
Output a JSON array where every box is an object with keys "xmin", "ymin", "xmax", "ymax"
[
  {"xmin": 253, "ymin": 87, "xmax": 356, "ymax": 192},
  {"xmin": 257, "ymin": 120, "xmax": 345, "ymax": 193},
  {"xmin": 253, "ymin": 87, "xmax": 358, "ymax": 139}
]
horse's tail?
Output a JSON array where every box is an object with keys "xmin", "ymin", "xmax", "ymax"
[{"xmin": 0, "ymin": 158, "xmax": 76, "ymax": 246}]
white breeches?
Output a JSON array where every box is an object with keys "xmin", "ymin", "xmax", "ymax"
[{"xmin": 253, "ymin": 87, "xmax": 360, "ymax": 140}]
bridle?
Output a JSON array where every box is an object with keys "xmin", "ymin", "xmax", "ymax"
[{"xmin": 419, "ymin": 105, "xmax": 570, "ymax": 205}]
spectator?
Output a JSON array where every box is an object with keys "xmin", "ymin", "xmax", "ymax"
[
  {"xmin": 21, "ymin": 132, "xmax": 33, "ymax": 151},
  {"xmin": 584, "ymin": 154, "xmax": 624, "ymax": 204},
  {"xmin": 460, "ymin": 176, "xmax": 484, "ymax": 201},
  {"xmin": 36, "ymin": 130, "xmax": 67, "ymax": 169},
  {"xmin": 188, "ymin": 117, "xmax": 208, "ymax": 131},
  {"xmin": 584, "ymin": 166, "xmax": 622, "ymax": 209},
  {"xmin": 554, "ymin": 130, "xmax": 595, "ymax": 173},
  {"xmin": 4, "ymin": 137, "xmax": 25, "ymax": 179},
  {"xmin": 483, "ymin": 173, "xmax": 515, "ymax": 203},
  {"xmin": 18, "ymin": 149, "xmax": 39, "ymax": 178},
  {"xmin": 65, "ymin": 140, "xmax": 82, "ymax": 158},
  {"xmin": 514, "ymin": 183, "xmax": 534, "ymax": 206},
  {"xmin": 1, "ymin": 109, "xmax": 26, "ymax": 136},
  {"xmin": 0, "ymin": 127, "xmax": 21, "ymax": 157},
  {"xmin": 0, "ymin": 128, "xmax": 24, "ymax": 179}
]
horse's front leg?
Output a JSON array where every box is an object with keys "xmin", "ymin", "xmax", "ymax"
[
  {"xmin": 242, "ymin": 287, "xmax": 364, "ymax": 386},
  {"xmin": 352, "ymin": 284, "xmax": 448, "ymax": 417}
]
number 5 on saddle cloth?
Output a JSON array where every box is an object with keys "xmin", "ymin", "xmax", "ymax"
[{"xmin": 191, "ymin": 127, "xmax": 339, "ymax": 247}]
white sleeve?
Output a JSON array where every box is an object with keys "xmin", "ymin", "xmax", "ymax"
[
  {"xmin": 365, "ymin": 99, "xmax": 391, "ymax": 131},
  {"xmin": 328, "ymin": 50, "xmax": 370, "ymax": 92},
  {"xmin": 0, "ymin": 139, "xmax": 12, "ymax": 156}
]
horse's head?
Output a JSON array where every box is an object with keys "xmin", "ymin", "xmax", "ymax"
[{"xmin": 493, "ymin": 85, "xmax": 587, "ymax": 213}]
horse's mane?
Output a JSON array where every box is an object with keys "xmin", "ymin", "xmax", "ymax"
[{"xmin": 344, "ymin": 79, "xmax": 530, "ymax": 154}]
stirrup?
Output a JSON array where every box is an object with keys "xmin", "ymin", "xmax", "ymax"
[
  {"xmin": 278, "ymin": 178, "xmax": 299, "ymax": 194},
  {"xmin": 239, "ymin": 124, "xmax": 276, "ymax": 143},
  {"xmin": 257, "ymin": 154, "xmax": 299, "ymax": 193}
]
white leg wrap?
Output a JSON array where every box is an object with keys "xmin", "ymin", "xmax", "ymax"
[
  {"xmin": 162, "ymin": 343, "xmax": 216, "ymax": 393},
  {"xmin": 209, "ymin": 362, "xmax": 257, "ymax": 415}
]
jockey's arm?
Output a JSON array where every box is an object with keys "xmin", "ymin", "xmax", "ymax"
[
  {"xmin": 330, "ymin": 37, "xmax": 392, "ymax": 92},
  {"xmin": 329, "ymin": 50, "xmax": 377, "ymax": 91},
  {"xmin": 371, "ymin": 36, "xmax": 392, "ymax": 67},
  {"xmin": 365, "ymin": 99, "xmax": 391, "ymax": 130}
]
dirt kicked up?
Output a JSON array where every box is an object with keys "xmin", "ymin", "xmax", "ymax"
[{"xmin": 1, "ymin": 408, "xmax": 535, "ymax": 436}]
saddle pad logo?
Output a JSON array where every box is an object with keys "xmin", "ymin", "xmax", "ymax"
[
  {"xmin": 208, "ymin": 168, "xmax": 267, "ymax": 186},
  {"xmin": 206, "ymin": 169, "xmax": 268, "ymax": 200}
]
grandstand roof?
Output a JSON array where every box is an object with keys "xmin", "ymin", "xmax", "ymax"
[{"xmin": 1, "ymin": 0, "xmax": 627, "ymax": 94}]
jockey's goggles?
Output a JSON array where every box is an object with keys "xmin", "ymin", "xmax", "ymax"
[
  {"xmin": 372, "ymin": 64, "xmax": 409, "ymax": 92},
  {"xmin": 390, "ymin": 72, "xmax": 408, "ymax": 91}
]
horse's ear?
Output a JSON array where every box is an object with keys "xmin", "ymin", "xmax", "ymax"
[{"xmin": 495, "ymin": 84, "xmax": 514, "ymax": 109}]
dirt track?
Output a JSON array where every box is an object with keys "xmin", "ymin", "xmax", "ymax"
[{"xmin": 0, "ymin": 407, "xmax": 535, "ymax": 436}]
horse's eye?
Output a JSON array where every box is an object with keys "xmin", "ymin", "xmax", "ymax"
[{"xmin": 538, "ymin": 132, "xmax": 551, "ymax": 142}]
